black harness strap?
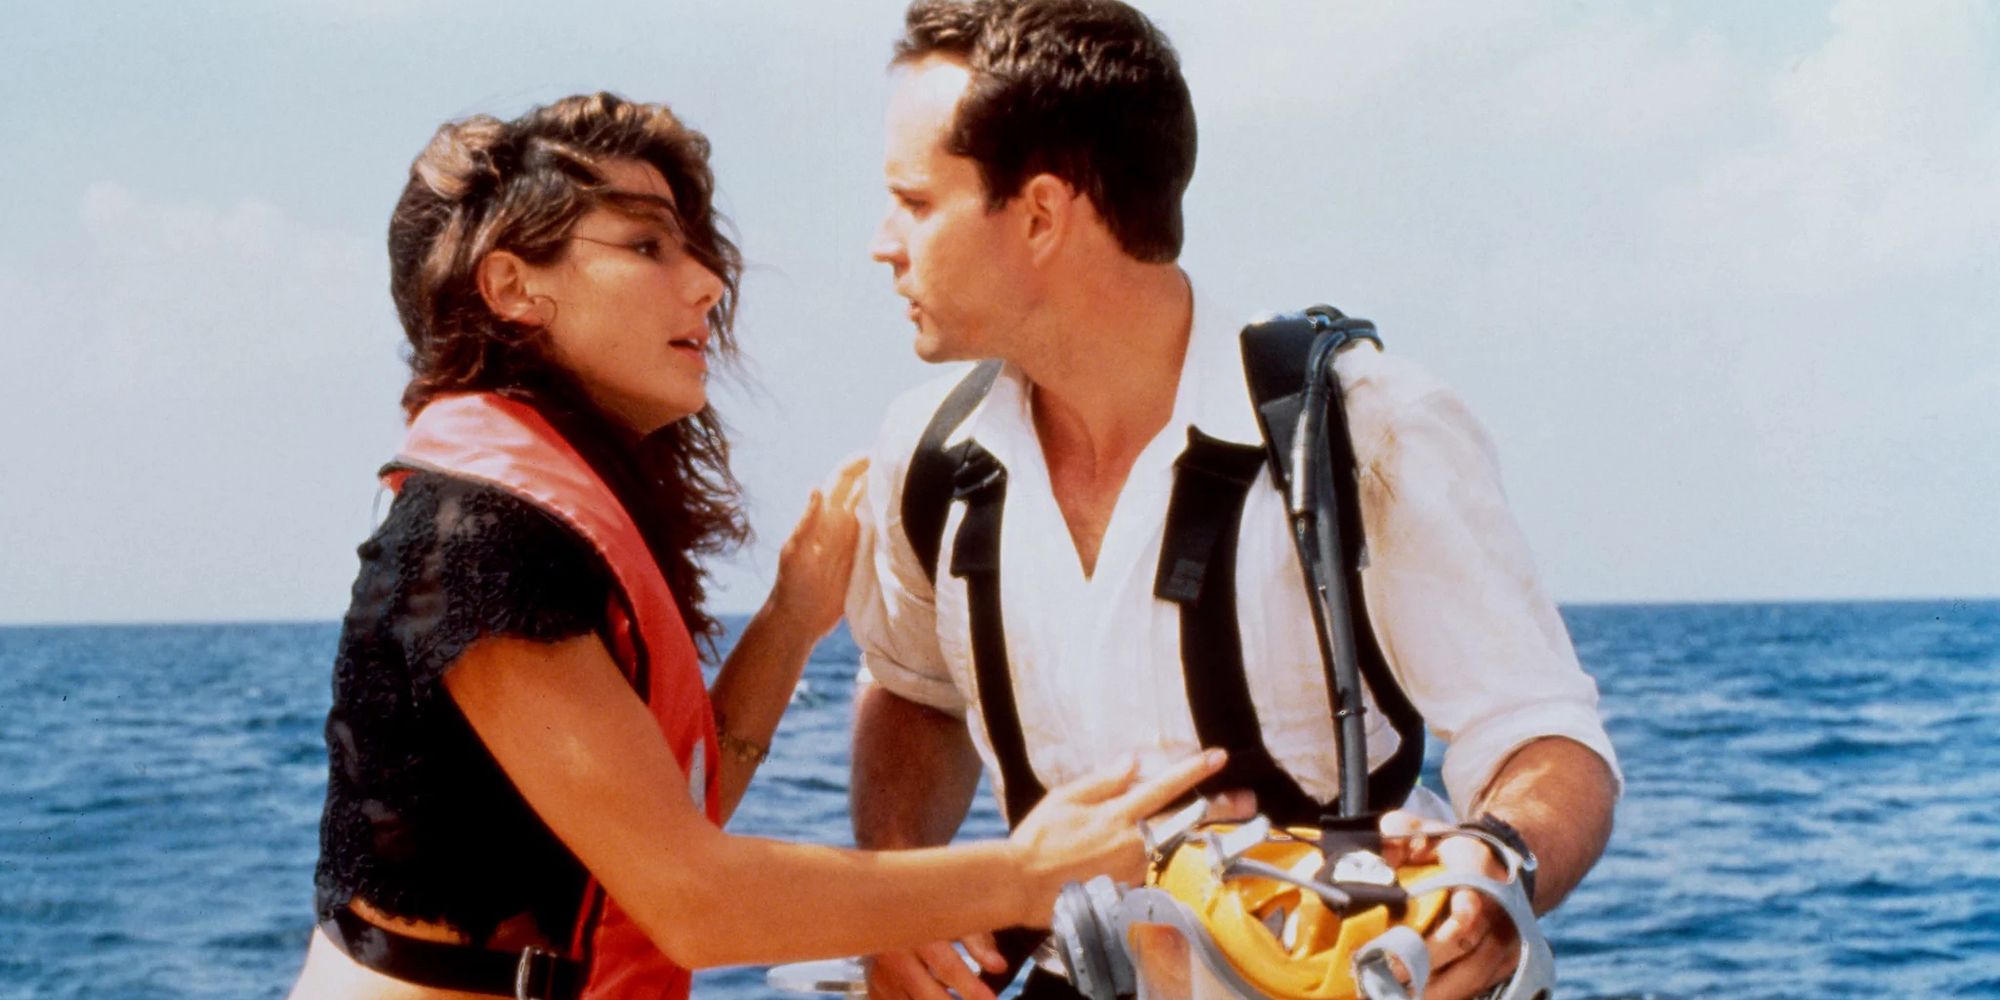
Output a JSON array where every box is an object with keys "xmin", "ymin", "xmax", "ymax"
[
  {"xmin": 1156, "ymin": 429, "xmax": 1325, "ymax": 825},
  {"xmin": 903, "ymin": 361, "xmax": 1004, "ymax": 587},
  {"xmin": 896, "ymin": 370, "xmax": 1052, "ymax": 1000},
  {"xmin": 948, "ymin": 445, "xmax": 1048, "ymax": 827}
]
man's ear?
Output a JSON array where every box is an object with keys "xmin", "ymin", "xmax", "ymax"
[
  {"xmin": 1019, "ymin": 173, "xmax": 1079, "ymax": 265},
  {"xmin": 475, "ymin": 250, "xmax": 553, "ymax": 327}
]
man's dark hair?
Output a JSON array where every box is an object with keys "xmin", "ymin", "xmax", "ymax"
[{"xmin": 895, "ymin": 0, "xmax": 1196, "ymax": 263}]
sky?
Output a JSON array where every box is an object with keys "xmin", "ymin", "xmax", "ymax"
[{"xmin": 1, "ymin": 0, "xmax": 1994, "ymax": 625}]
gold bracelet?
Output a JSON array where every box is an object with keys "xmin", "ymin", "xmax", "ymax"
[
  {"xmin": 712, "ymin": 712, "xmax": 770, "ymax": 765},
  {"xmin": 718, "ymin": 730, "xmax": 770, "ymax": 766}
]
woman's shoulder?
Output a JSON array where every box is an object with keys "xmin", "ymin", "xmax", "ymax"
[
  {"xmin": 355, "ymin": 471, "xmax": 612, "ymax": 675},
  {"xmin": 385, "ymin": 470, "xmax": 591, "ymax": 558}
]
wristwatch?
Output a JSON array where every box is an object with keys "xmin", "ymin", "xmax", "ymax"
[{"xmin": 1467, "ymin": 812, "xmax": 1539, "ymax": 902}]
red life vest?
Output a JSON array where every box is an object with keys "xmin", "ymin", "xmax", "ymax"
[{"xmin": 388, "ymin": 391, "xmax": 721, "ymax": 1000}]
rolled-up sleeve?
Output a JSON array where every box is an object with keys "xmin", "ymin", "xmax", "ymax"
[
  {"xmin": 845, "ymin": 382, "xmax": 969, "ymax": 716},
  {"xmin": 1355, "ymin": 382, "xmax": 1622, "ymax": 812}
]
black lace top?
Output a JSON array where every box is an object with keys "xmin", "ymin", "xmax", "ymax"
[{"xmin": 312, "ymin": 470, "xmax": 612, "ymax": 945}]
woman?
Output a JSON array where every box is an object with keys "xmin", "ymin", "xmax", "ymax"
[{"xmin": 288, "ymin": 92, "xmax": 1221, "ymax": 1000}]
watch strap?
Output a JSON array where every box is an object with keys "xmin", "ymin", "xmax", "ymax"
[{"xmin": 1467, "ymin": 812, "xmax": 1538, "ymax": 902}]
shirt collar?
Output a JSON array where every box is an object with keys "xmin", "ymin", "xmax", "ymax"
[
  {"xmin": 962, "ymin": 274, "xmax": 1262, "ymax": 463},
  {"xmin": 1173, "ymin": 277, "xmax": 1263, "ymax": 447}
]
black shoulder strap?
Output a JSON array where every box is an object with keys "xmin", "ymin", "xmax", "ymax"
[
  {"xmin": 1240, "ymin": 308, "xmax": 1379, "ymax": 497},
  {"xmin": 1240, "ymin": 306, "xmax": 1426, "ymax": 811},
  {"xmin": 901, "ymin": 361, "xmax": 1004, "ymax": 586},
  {"xmin": 1156, "ymin": 429, "xmax": 1325, "ymax": 825},
  {"xmin": 897, "ymin": 364, "xmax": 1046, "ymax": 990},
  {"xmin": 894, "ymin": 360, "xmax": 1044, "ymax": 826},
  {"xmin": 947, "ymin": 446, "xmax": 1047, "ymax": 827}
]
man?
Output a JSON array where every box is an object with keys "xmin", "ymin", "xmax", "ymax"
[{"xmin": 845, "ymin": 3, "xmax": 1621, "ymax": 998}]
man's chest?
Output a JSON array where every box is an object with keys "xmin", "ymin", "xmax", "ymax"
[
  {"xmin": 1042, "ymin": 456, "xmax": 1131, "ymax": 579},
  {"xmin": 932, "ymin": 447, "xmax": 1320, "ymax": 689}
]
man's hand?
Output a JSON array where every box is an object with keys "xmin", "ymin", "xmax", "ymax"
[
  {"xmin": 865, "ymin": 932, "xmax": 1005, "ymax": 1000},
  {"xmin": 853, "ymin": 687, "xmax": 992, "ymax": 999},
  {"xmin": 1378, "ymin": 811, "xmax": 1520, "ymax": 1000},
  {"xmin": 1372, "ymin": 737, "xmax": 1617, "ymax": 997}
]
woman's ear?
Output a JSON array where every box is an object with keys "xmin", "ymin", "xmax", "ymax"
[{"xmin": 476, "ymin": 250, "xmax": 553, "ymax": 327}]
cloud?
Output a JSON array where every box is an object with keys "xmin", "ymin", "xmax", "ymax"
[
  {"xmin": 1166, "ymin": 0, "xmax": 1745, "ymax": 149},
  {"xmin": 0, "ymin": 183, "xmax": 406, "ymax": 623},
  {"xmin": 1495, "ymin": 12, "xmax": 1741, "ymax": 148},
  {"xmin": 1661, "ymin": 0, "xmax": 2000, "ymax": 291}
]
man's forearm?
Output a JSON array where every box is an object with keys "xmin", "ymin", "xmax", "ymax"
[
  {"xmin": 850, "ymin": 682, "xmax": 985, "ymax": 848},
  {"xmin": 1471, "ymin": 735, "xmax": 1618, "ymax": 913}
]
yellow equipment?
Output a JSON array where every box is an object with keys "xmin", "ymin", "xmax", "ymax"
[{"xmin": 1051, "ymin": 809, "xmax": 1553, "ymax": 1000}]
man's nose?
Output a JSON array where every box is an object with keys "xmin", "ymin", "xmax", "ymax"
[{"xmin": 868, "ymin": 217, "xmax": 902, "ymax": 266}]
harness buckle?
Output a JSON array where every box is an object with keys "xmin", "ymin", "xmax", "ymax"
[{"xmin": 515, "ymin": 946, "xmax": 564, "ymax": 1000}]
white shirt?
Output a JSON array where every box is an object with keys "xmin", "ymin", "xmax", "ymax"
[{"xmin": 846, "ymin": 287, "xmax": 1620, "ymax": 816}]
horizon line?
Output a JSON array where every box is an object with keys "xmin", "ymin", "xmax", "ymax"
[{"xmin": 5, "ymin": 593, "xmax": 1997, "ymax": 630}]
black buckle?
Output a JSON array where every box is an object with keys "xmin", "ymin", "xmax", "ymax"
[{"xmin": 515, "ymin": 946, "xmax": 564, "ymax": 1000}]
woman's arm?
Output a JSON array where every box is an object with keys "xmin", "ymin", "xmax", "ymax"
[
  {"xmin": 706, "ymin": 458, "xmax": 868, "ymax": 819},
  {"xmin": 444, "ymin": 631, "xmax": 1221, "ymax": 971}
]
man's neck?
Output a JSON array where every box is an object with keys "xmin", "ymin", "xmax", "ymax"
[{"xmin": 1019, "ymin": 263, "xmax": 1193, "ymax": 473}]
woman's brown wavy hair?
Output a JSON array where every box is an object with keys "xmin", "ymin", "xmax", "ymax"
[{"xmin": 387, "ymin": 92, "xmax": 747, "ymax": 650}]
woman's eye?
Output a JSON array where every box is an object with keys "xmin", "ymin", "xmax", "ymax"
[{"xmin": 630, "ymin": 239, "xmax": 664, "ymax": 259}]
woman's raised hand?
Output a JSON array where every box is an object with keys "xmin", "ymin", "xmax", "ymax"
[
  {"xmin": 1004, "ymin": 749, "xmax": 1228, "ymax": 926},
  {"xmin": 765, "ymin": 456, "xmax": 868, "ymax": 641}
]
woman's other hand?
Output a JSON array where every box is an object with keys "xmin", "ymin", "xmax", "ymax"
[
  {"xmin": 1004, "ymin": 749, "xmax": 1228, "ymax": 927},
  {"xmin": 765, "ymin": 456, "xmax": 868, "ymax": 641}
]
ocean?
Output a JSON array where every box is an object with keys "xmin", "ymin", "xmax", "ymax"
[{"xmin": 2, "ymin": 600, "xmax": 1996, "ymax": 999}]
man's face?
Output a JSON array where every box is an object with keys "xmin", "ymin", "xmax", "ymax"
[{"xmin": 870, "ymin": 57, "xmax": 1035, "ymax": 363}]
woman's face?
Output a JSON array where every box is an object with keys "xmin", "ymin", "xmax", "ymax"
[{"xmin": 528, "ymin": 158, "xmax": 725, "ymax": 435}]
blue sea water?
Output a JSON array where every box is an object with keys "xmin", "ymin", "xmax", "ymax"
[{"xmin": 2, "ymin": 600, "xmax": 1997, "ymax": 999}]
